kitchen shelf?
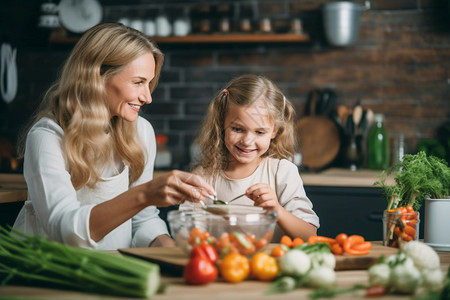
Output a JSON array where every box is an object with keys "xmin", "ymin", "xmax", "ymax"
[{"xmin": 49, "ymin": 28, "xmax": 309, "ymax": 44}]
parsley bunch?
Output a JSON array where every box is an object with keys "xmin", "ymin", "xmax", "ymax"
[{"xmin": 375, "ymin": 151, "xmax": 450, "ymax": 211}]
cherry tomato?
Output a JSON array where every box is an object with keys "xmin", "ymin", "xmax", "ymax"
[
  {"xmin": 366, "ymin": 285, "xmax": 387, "ymax": 297},
  {"xmin": 219, "ymin": 253, "xmax": 250, "ymax": 283},
  {"xmin": 250, "ymin": 252, "xmax": 279, "ymax": 281},
  {"xmin": 335, "ymin": 233, "xmax": 348, "ymax": 246},
  {"xmin": 280, "ymin": 235, "xmax": 293, "ymax": 248},
  {"xmin": 184, "ymin": 256, "xmax": 218, "ymax": 285},
  {"xmin": 270, "ymin": 245, "xmax": 286, "ymax": 258},
  {"xmin": 292, "ymin": 237, "xmax": 304, "ymax": 248},
  {"xmin": 254, "ymin": 238, "xmax": 268, "ymax": 250}
]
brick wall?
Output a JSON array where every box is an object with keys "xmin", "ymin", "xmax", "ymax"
[{"xmin": 1, "ymin": 0, "xmax": 449, "ymax": 172}]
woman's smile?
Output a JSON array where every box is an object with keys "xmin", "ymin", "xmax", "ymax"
[{"xmin": 128, "ymin": 103, "xmax": 141, "ymax": 112}]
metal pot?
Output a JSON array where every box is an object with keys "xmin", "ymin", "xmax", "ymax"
[{"xmin": 322, "ymin": 1, "xmax": 364, "ymax": 47}]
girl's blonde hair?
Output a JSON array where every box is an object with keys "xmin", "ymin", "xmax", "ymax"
[
  {"xmin": 18, "ymin": 23, "xmax": 164, "ymax": 189},
  {"xmin": 194, "ymin": 74, "xmax": 296, "ymax": 177}
]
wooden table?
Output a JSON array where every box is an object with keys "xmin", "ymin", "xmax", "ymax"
[{"xmin": 0, "ymin": 246, "xmax": 448, "ymax": 300}]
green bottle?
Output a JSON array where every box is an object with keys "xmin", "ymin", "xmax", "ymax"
[{"xmin": 368, "ymin": 114, "xmax": 389, "ymax": 170}]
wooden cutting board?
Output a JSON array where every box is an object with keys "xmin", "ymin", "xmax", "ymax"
[
  {"xmin": 295, "ymin": 116, "xmax": 340, "ymax": 170},
  {"xmin": 119, "ymin": 244, "xmax": 398, "ymax": 275}
]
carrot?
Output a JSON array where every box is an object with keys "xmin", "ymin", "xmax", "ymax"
[
  {"xmin": 292, "ymin": 237, "xmax": 304, "ymax": 248},
  {"xmin": 330, "ymin": 242, "xmax": 344, "ymax": 255},
  {"xmin": 401, "ymin": 232, "xmax": 413, "ymax": 242},
  {"xmin": 404, "ymin": 225, "xmax": 416, "ymax": 237},
  {"xmin": 280, "ymin": 235, "xmax": 293, "ymax": 248},
  {"xmin": 408, "ymin": 219, "xmax": 418, "ymax": 226},
  {"xmin": 345, "ymin": 247, "xmax": 370, "ymax": 256},
  {"xmin": 351, "ymin": 241, "xmax": 372, "ymax": 251},
  {"xmin": 308, "ymin": 235, "xmax": 336, "ymax": 245},
  {"xmin": 394, "ymin": 226, "xmax": 402, "ymax": 237},
  {"xmin": 343, "ymin": 235, "xmax": 365, "ymax": 253}
]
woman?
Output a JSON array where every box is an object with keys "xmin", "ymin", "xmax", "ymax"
[{"xmin": 13, "ymin": 23, "xmax": 214, "ymax": 250}]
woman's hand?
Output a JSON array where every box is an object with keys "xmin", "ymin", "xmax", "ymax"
[
  {"xmin": 246, "ymin": 183, "xmax": 280, "ymax": 212},
  {"xmin": 143, "ymin": 170, "xmax": 215, "ymax": 207}
]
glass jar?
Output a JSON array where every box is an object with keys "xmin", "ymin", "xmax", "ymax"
[
  {"xmin": 368, "ymin": 113, "xmax": 389, "ymax": 170},
  {"xmin": 383, "ymin": 210, "xmax": 419, "ymax": 248}
]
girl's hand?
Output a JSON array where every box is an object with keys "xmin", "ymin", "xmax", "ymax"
[
  {"xmin": 144, "ymin": 170, "xmax": 215, "ymax": 207},
  {"xmin": 246, "ymin": 183, "xmax": 280, "ymax": 212}
]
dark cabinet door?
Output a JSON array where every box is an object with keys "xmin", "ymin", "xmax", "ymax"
[{"xmin": 305, "ymin": 185, "xmax": 425, "ymax": 241}]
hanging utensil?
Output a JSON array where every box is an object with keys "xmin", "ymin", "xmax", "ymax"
[
  {"xmin": 358, "ymin": 109, "xmax": 368, "ymax": 136},
  {"xmin": 352, "ymin": 105, "xmax": 363, "ymax": 136}
]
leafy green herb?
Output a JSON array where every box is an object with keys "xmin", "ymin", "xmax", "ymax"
[
  {"xmin": 375, "ymin": 151, "xmax": 450, "ymax": 210},
  {"xmin": 0, "ymin": 227, "xmax": 160, "ymax": 298},
  {"xmin": 294, "ymin": 242, "xmax": 330, "ymax": 254},
  {"xmin": 308, "ymin": 284, "xmax": 366, "ymax": 299},
  {"xmin": 265, "ymin": 275, "xmax": 298, "ymax": 294}
]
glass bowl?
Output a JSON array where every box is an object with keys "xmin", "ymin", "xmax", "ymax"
[{"xmin": 167, "ymin": 205, "xmax": 277, "ymax": 257}]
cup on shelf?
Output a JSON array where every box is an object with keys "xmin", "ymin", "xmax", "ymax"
[
  {"xmin": 144, "ymin": 20, "xmax": 156, "ymax": 36},
  {"xmin": 155, "ymin": 14, "xmax": 172, "ymax": 37}
]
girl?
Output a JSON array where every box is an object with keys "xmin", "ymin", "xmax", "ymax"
[
  {"xmin": 13, "ymin": 23, "xmax": 214, "ymax": 250},
  {"xmin": 182, "ymin": 74, "xmax": 319, "ymax": 242}
]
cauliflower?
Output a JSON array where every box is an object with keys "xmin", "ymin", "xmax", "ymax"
[
  {"xmin": 421, "ymin": 268, "xmax": 445, "ymax": 292},
  {"xmin": 307, "ymin": 266, "xmax": 336, "ymax": 288},
  {"xmin": 278, "ymin": 249, "xmax": 311, "ymax": 277},
  {"xmin": 368, "ymin": 263, "xmax": 391, "ymax": 287},
  {"xmin": 391, "ymin": 263, "xmax": 422, "ymax": 294},
  {"xmin": 309, "ymin": 252, "xmax": 336, "ymax": 270},
  {"xmin": 386, "ymin": 252, "xmax": 414, "ymax": 268},
  {"xmin": 402, "ymin": 241, "xmax": 440, "ymax": 271}
]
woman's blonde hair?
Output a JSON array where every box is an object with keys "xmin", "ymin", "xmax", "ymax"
[
  {"xmin": 194, "ymin": 74, "xmax": 296, "ymax": 177},
  {"xmin": 18, "ymin": 23, "xmax": 164, "ymax": 189}
]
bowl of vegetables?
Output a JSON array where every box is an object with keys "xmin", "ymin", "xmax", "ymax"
[{"xmin": 167, "ymin": 206, "xmax": 277, "ymax": 257}]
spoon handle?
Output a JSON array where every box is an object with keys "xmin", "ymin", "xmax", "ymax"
[{"xmin": 227, "ymin": 193, "xmax": 246, "ymax": 204}]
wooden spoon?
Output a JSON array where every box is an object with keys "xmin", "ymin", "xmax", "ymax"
[
  {"xmin": 337, "ymin": 105, "xmax": 348, "ymax": 126},
  {"xmin": 352, "ymin": 105, "xmax": 363, "ymax": 136}
]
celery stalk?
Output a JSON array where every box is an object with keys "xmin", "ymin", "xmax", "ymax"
[{"xmin": 0, "ymin": 227, "xmax": 160, "ymax": 298}]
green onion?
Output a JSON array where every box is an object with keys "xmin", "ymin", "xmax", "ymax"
[{"xmin": 0, "ymin": 227, "xmax": 160, "ymax": 298}]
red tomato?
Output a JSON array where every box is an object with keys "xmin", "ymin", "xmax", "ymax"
[
  {"xmin": 191, "ymin": 244, "xmax": 218, "ymax": 264},
  {"xmin": 366, "ymin": 285, "xmax": 387, "ymax": 297},
  {"xmin": 183, "ymin": 256, "xmax": 218, "ymax": 285}
]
